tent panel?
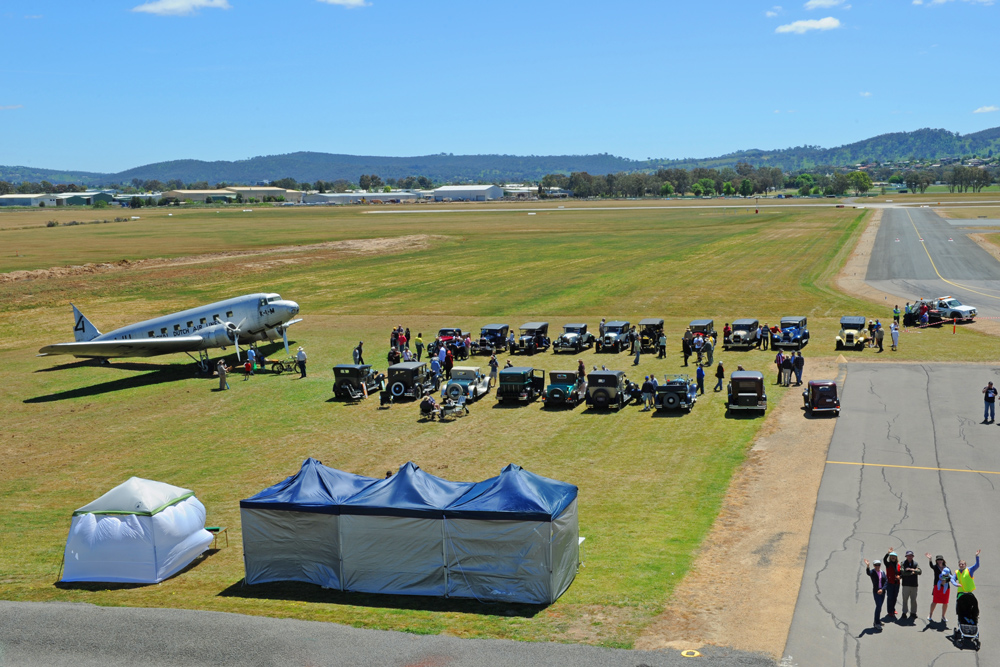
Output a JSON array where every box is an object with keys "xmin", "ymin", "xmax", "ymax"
[
  {"xmin": 549, "ymin": 499, "xmax": 580, "ymax": 603},
  {"xmin": 340, "ymin": 515, "xmax": 445, "ymax": 596},
  {"xmin": 444, "ymin": 518, "xmax": 550, "ymax": 604},
  {"xmin": 62, "ymin": 513, "xmax": 157, "ymax": 583},
  {"xmin": 151, "ymin": 497, "xmax": 212, "ymax": 581},
  {"xmin": 75, "ymin": 477, "xmax": 192, "ymax": 516},
  {"xmin": 241, "ymin": 508, "xmax": 342, "ymax": 588}
]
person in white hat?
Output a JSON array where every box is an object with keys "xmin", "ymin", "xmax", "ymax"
[
  {"xmin": 864, "ymin": 558, "xmax": 887, "ymax": 629},
  {"xmin": 296, "ymin": 346, "xmax": 307, "ymax": 378}
]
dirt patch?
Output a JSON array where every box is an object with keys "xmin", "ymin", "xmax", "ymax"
[
  {"xmin": 635, "ymin": 358, "xmax": 841, "ymax": 658},
  {"xmin": 0, "ymin": 235, "xmax": 440, "ymax": 284}
]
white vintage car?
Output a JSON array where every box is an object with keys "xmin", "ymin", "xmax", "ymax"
[{"xmin": 442, "ymin": 366, "xmax": 491, "ymax": 402}]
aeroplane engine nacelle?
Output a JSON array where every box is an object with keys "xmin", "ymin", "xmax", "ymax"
[{"xmin": 199, "ymin": 323, "xmax": 236, "ymax": 349}]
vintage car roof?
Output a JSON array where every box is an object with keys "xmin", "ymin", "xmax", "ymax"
[
  {"xmin": 520, "ymin": 321, "xmax": 548, "ymax": 329},
  {"xmin": 604, "ymin": 320, "xmax": 630, "ymax": 327},
  {"xmin": 638, "ymin": 318, "xmax": 664, "ymax": 326},
  {"xmin": 562, "ymin": 323, "xmax": 587, "ymax": 328},
  {"xmin": 500, "ymin": 366, "xmax": 535, "ymax": 374},
  {"xmin": 550, "ymin": 370, "xmax": 577, "ymax": 376},
  {"xmin": 808, "ymin": 379, "xmax": 837, "ymax": 387},
  {"xmin": 731, "ymin": 370, "xmax": 764, "ymax": 380},
  {"xmin": 451, "ymin": 366, "xmax": 482, "ymax": 374},
  {"xmin": 387, "ymin": 361, "xmax": 426, "ymax": 371},
  {"xmin": 732, "ymin": 318, "xmax": 758, "ymax": 326},
  {"xmin": 480, "ymin": 323, "xmax": 508, "ymax": 330},
  {"xmin": 780, "ymin": 316, "xmax": 806, "ymax": 325},
  {"xmin": 333, "ymin": 364, "xmax": 372, "ymax": 371},
  {"xmin": 689, "ymin": 318, "xmax": 714, "ymax": 326},
  {"xmin": 588, "ymin": 369, "xmax": 625, "ymax": 379},
  {"xmin": 437, "ymin": 327, "xmax": 462, "ymax": 332},
  {"xmin": 840, "ymin": 315, "xmax": 866, "ymax": 325}
]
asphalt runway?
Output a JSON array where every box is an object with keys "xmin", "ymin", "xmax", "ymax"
[
  {"xmin": 865, "ymin": 206, "xmax": 1000, "ymax": 319},
  {"xmin": 783, "ymin": 363, "xmax": 1000, "ymax": 666},
  {"xmin": 0, "ymin": 601, "xmax": 773, "ymax": 667}
]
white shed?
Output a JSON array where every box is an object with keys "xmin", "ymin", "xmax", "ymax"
[{"xmin": 432, "ymin": 185, "xmax": 503, "ymax": 201}]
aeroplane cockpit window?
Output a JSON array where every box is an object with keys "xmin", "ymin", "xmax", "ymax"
[{"xmin": 226, "ymin": 311, "xmax": 233, "ymax": 318}]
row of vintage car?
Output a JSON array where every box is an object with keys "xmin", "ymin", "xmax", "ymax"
[{"xmin": 331, "ymin": 359, "xmax": 840, "ymax": 416}]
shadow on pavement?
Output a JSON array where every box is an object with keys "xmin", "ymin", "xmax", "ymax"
[{"xmin": 218, "ymin": 579, "xmax": 547, "ymax": 617}]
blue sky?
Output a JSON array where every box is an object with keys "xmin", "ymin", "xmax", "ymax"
[{"xmin": 1, "ymin": 0, "xmax": 998, "ymax": 173}]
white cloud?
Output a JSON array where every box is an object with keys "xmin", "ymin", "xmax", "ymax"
[
  {"xmin": 24, "ymin": 15, "xmax": 43, "ymax": 19},
  {"xmin": 805, "ymin": 0, "xmax": 843, "ymax": 8},
  {"xmin": 0, "ymin": 105, "xmax": 24, "ymax": 110},
  {"xmin": 132, "ymin": 0, "xmax": 231, "ymax": 16},
  {"xmin": 973, "ymin": 105, "xmax": 999, "ymax": 113},
  {"xmin": 860, "ymin": 91, "xmax": 872, "ymax": 97},
  {"xmin": 766, "ymin": 5, "xmax": 782, "ymax": 17},
  {"xmin": 317, "ymin": 0, "xmax": 370, "ymax": 7},
  {"xmin": 775, "ymin": 16, "xmax": 841, "ymax": 33}
]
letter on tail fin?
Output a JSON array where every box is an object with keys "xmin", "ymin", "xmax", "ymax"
[{"xmin": 71, "ymin": 304, "xmax": 101, "ymax": 342}]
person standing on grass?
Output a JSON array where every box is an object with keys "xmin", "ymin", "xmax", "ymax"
[
  {"xmin": 444, "ymin": 347, "xmax": 454, "ymax": 380},
  {"xmin": 633, "ymin": 333, "xmax": 641, "ymax": 366},
  {"xmin": 356, "ymin": 340, "xmax": 365, "ymax": 365},
  {"xmin": 714, "ymin": 362, "xmax": 725, "ymax": 392},
  {"xmin": 864, "ymin": 558, "xmax": 887, "ymax": 629},
  {"xmin": 893, "ymin": 305, "xmax": 900, "ymax": 325},
  {"xmin": 296, "ymin": 346, "xmax": 307, "ymax": 378},
  {"xmin": 890, "ymin": 322, "xmax": 899, "ymax": 351},
  {"xmin": 875, "ymin": 323, "xmax": 884, "ymax": 352},
  {"xmin": 793, "ymin": 351, "xmax": 805, "ymax": 386},
  {"xmin": 577, "ymin": 358, "xmax": 586, "ymax": 382},
  {"xmin": 414, "ymin": 333, "xmax": 423, "ymax": 361},
  {"xmin": 760, "ymin": 323, "xmax": 770, "ymax": 351},
  {"xmin": 247, "ymin": 347, "xmax": 256, "ymax": 375},
  {"xmin": 488, "ymin": 354, "xmax": 499, "ymax": 388},
  {"xmin": 658, "ymin": 331, "xmax": 667, "ymax": 359},
  {"xmin": 882, "ymin": 551, "xmax": 902, "ymax": 620},
  {"xmin": 682, "ymin": 335, "xmax": 692, "ymax": 367},
  {"xmin": 781, "ymin": 353, "xmax": 793, "ymax": 387},
  {"xmin": 774, "ymin": 350, "xmax": 785, "ymax": 385},
  {"xmin": 217, "ymin": 359, "xmax": 230, "ymax": 391},
  {"xmin": 900, "ymin": 550, "xmax": 922, "ymax": 620},
  {"xmin": 696, "ymin": 364, "xmax": 705, "ymax": 396},
  {"xmin": 640, "ymin": 376, "xmax": 654, "ymax": 411},
  {"xmin": 431, "ymin": 356, "xmax": 441, "ymax": 382},
  {"xmin": 704, "ymin": 336, "xmax": 714, "ymax": 367},
  {"xmin": 925, "ymin": 553, "xmax": 951, "ymax": 624},
  {"xmin": 983, "ymin": 382, "xmax": 997, "ymax": 424}
]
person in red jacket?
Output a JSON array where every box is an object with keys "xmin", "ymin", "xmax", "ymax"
[{"xmin": 882, "ymin": 550, "xmax": 902, "ymax": 619}]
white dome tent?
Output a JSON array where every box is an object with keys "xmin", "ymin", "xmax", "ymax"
[{"xmin": 62, "ymin": 477, "xmax": 213, "ymax": 584}]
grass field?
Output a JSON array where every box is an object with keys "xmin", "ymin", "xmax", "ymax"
[{"xmin": 1, "ymin": 202, "xmax": 994, "ymax": 648}]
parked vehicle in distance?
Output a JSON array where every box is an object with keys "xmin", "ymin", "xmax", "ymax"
[
  {"xmin": 724, "ymin": 318, "xmax": 759, "ymax": 350},
  {"xmin": 596, "ymin": 320, "xmax": 631, "ymax": 353},
  {"xmin": 689, "ymin": 319, "xmax": 716, "ymax": 342},
  {"xmin": 932, "ymin": 296, "xmax": 976, "ymax": 321},
  {"xmin": 654, "ymin": 374, "xmax": 698, "ymax": 412},
  {"xmin": 442, "ymin": 366, "xmax": 491, "ymax": 402},
  {"xmin": 904, "ymin": 300, "xmax": 943, "ymax": 327},
  {"xmin": 474, "ymin": 323, "xmax": 509, "ymax": 355},
  {"xmin": 542, "ymin": 370, "xmax": 586, "ymax": 407},
  {"xmin": 332, "ymin": 364, "xmax": 384, "ymax": 401},
  {"xmin": 585, "ymin": 369, "xmax": 630, "ymax": 410},
  {"xmin": 552, "ymin": 323, "xmax": 595, "ymax": 353},
  {"xmin": 727, "ymin": 370, "xmax": 767, "ymax": 414},
  {"xmin": 495, "ymin": 366, "xmax": 545, "ymax": 403},
  {"xmin": 385, "ymin": 361, "xmax": 438, "ymax": 401},
  {"xmin": 836, "ymin": 316, "xmax": 869, "ymax": 350},
  {"xmin": 436, "ymin": 327, "xmax": 469, "ymax": 359},
  {"xmin": 803, "ymin": 380, "xmax": 840, "ymax": 416},
  {"xmin": 638, "ymin": 318, "xmax": 665, "ymax": 353},
  {"xmin": 511, "ymin": 322, "xmax": 550, "ymax": 355},
  {"xmin": 771, "ymin": 316, "xmax": 810, "ymax": 350}
]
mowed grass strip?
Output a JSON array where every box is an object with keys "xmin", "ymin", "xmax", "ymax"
[{"xmin": 1, "ymin": 205, "xmax": 994, "ymax": 647}]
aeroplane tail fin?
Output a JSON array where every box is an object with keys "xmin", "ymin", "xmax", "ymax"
[{"xmin": 71, "ymin": 304, "xmax": 101, "ymax": 342}]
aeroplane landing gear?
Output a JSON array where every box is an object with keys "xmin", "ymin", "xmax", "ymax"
[{"xmin": 187, "ymin": 350, "xmax": 212, "ymax": 374}]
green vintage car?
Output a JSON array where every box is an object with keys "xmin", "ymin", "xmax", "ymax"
[{"xmin": 542, "ymin": 370, "xmax": 585, "ymax": 408}]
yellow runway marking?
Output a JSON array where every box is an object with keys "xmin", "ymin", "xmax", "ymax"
[
  {"xmin": 906, "ymin": 209, "xmax": 1000, "ymax": 301},
  {"xmin": 827, "ymin": 460, "xmax": 1000, "ymax": 476}
]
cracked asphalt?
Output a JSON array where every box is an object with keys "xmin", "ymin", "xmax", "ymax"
[
  {"xmin": 782, "ymin": 363, "xmax": 1000, "ymax": 666},
  {"xmin": 865, "ymin": 206, "xmax": 1000, "ymax": 319}
]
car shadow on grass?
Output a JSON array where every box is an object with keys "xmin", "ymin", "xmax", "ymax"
[
  {"xmin": 650, "ymin": 410, "xmax": 687, "ymax": 419},
  {"xmin": 217, "ymin": 579, "xmax": 547, "ymax": 617}
]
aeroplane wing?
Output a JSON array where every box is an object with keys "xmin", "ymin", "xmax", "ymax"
[{"xmin": 38, "ymin": 337, "xmax": 205, "ymax": 358}]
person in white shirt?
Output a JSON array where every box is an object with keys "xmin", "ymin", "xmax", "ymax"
[{"xmin": 296, "ymin": 346, "xmax": 307, "ymax": 378}]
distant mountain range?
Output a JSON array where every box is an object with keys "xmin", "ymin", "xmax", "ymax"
[{"xmin": 4, "ymin": 126, "xmax": 999, "ymax": 186}]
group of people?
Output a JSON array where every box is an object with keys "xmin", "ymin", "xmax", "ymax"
[
  {"xmin": 902, "ymin": 301, "xmax": 932, "ymax": 328},
  {"xmin": 681, "ymin": 329, "xmax": 716, "ymax": 368},
  {"xmin": 772, "ymin": 350, "xmax": 805, "ymax": 386},
  {"xmin": 865, "ymin": 318, "xmax": 899, "ymax": 352},
  {"xmin": 864, "ymin": 549, "xmax": 981, "ymax": 630},
  {"xmin": 383, "ymin": 326, "xmax": 427, "ymax": 364}
]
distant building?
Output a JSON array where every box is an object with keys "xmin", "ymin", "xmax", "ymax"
[
  {"xmin": 504, "ymin": 186, "xmax": 537, "ymax": 199},
  {"xmin": 432, "ymin": 185, "xmax": 503, "ymax": 201},
  {"xmin": 113, "ymin": 193, "xmax": 163, "ymax": 205},
  {"xmin": 303, "ymin": 191, "xmax": 420, "ymax": 205},
  {"xmin": 162, "ymin": 189, "xmax": 237, "ymax": 203},
  {"xmin": 224, "ymin": 186, "xmax": 302, "ymax": 203},
  {"xmin": 0, "ymin": 193, "xmax": 58, "ymax": 207},
  {"xmin": 54, "ymin": 191, "xmax": 115, "ymax": 206}
]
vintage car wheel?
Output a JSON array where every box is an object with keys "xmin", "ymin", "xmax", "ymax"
[
  {"xmin": 390, "ymin": 382, "xmax": 406, "ymax": 397},
  {"xmin": 549, "ymin": 388, "xmax": 565, "ymax": 403},
  {"xmin": 471, "ymin": 387, "xmax": 479, "ymax": 401},
  {"xmin": 591, "ymin": 389, "xmax": 610, "ymax": 409},
  {"xmin": 662, "ymin": 393, "xmax": 680, "ymax": 409},
  {"xmin": 446, "ymin": 384, "xmax": 463, "ymax": 400}
]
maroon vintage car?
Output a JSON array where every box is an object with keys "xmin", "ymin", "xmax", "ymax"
[{"xmin": 803, "ymin": 380, "xmax": 840, "ymax": 416}]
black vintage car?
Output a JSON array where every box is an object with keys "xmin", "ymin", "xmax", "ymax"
[
  {"xmin": 496, "ymin": 366, "xmax": 545, "ymax": 403},
  {"xmin": 654, "ymin": 374, "xmax": 698, "ymax": 412},
  {"xmin": 332, "ymin": 364, "xmax": 384, "ymax": 401},
  {"xmin": 638, "ymin": 318, "xmax": 665, "ymax": 353},
  {"xmin": 512, "ymin": 322, "xmax": 550, "ymax": 355},
  {"xmin": 585, "ymin": 370, "xmax": 630, "ymax": 410},
  {"xmin": 385, "ymin": 361, "xmax": 438, "ymax": 401},
  {"xmin": 689, "ymin": 319, "xmax": 716, "ymax": 341},
  {"xmin": 803, "ymin": 380, "xmax": 840, "ymax": 416},
  {"xmin": 727, "ymin": 370, "xmax": 767, "ymax": 415},
  {"xmin": 474, "ymin": 323, "xmax": 509, "ymax": 355}
]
